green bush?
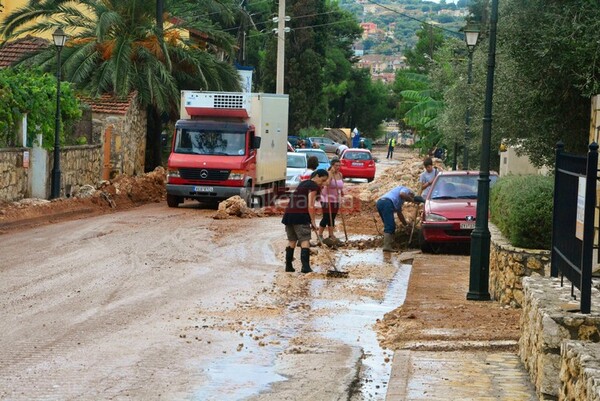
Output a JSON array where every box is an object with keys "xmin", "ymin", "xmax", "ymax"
[{"xmin": 490, "ymin": 175, "xmax": 554, "ymax": 250}]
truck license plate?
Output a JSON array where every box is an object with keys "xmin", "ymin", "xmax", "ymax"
[
  {"xmin": 460, "ymin": 222, "xmax": 476, "ymax": 229},
  {"xmin": 194, "ymin": 186, "xmax": 214, "ymax": 192}
]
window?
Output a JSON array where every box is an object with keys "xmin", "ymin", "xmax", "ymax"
[{"xmin": 175, "ymin": 129, "xmax": 246, "ymax": 156}]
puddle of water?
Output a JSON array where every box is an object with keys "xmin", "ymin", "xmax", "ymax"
[
  {"xmin": 195, "ymin": 360, "xmax": 287, "ymax": 401},
  {"xmin": 311, "ymin": 249, "xmax": 412, "ymax": 400},
  {"xmin": 193, "ymin": 334, "xmax": 289, "ymax": 401}
]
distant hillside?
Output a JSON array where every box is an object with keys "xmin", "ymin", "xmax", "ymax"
[{"xmin": 341, "ymin": 0, "xmax": 470, "ymax": 56}]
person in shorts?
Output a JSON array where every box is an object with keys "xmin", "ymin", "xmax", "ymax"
[{"xmin": 282, "ymin": 169, "xmax": 329, "ymax": 273}]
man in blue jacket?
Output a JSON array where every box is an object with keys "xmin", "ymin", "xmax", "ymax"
[{"xmin": 376, "ymin": 186, "xmax": 424, "ymax": 252}]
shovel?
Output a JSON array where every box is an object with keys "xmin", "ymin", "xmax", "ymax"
[
  {"xmin": 333, "ymin": 179, "xmax": 348, "ymax": 242},
  {"xmin": 408, "ymin": 185, "xmax": 423, "ymax": 246},
  {"xmin": 313, "ymin": 226, "xmax": 348, "ymax": 278}
]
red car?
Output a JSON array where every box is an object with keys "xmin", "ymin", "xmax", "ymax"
[
  {"xmin": 339, "ymin": 149, "xmax": 376, "ymax": 182},
  {"xmin": 419, "ymin": 170, "xmax": 498, "ymax": 253}
]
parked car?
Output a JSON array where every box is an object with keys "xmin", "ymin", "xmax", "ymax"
[
  {"xmin": 419, "ymin": 170, "xmax": 499, "ymax": 253},
  {"xmin": 309, "ymin": 136, "xmax": 342, "ymax": 153},
  {"xmin": 285, "ymin": 152, "xmax": 307, "ymax": 193},
  {"xmin": 288, "ymin": 136, "xmax": 313, "ymax": 150},
  {"xmin": 295, "ymin": 148, "xmax": 330, "ymax": 170},
  {"xmin": 339, "ymin": 149, "xmax": 376, "ymax": 182}
]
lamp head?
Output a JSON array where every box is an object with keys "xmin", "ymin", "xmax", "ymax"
[
  {"xmin": 52, "ymin": 27, "xmax": 68, "ymax": 48},
  {"xmin": 463, "ymin": 22, "xmax": 480, "ymax": 51}
]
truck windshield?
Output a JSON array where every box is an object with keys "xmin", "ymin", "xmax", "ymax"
[{"xmin": 174, "ymin": 129, "xmax": 246, "ymax": 156}]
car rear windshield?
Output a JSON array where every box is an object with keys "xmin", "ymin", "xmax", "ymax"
[
  {"xmin": 343, "ymin": 151, "xmax": 371, "ymax": 161},
  {"xmin": 300, "ymin": 151, "xmax": 329, "ymax": 163},
  {"xmin": 287, "ymin": 155, "xmax": 306, "ymax": 168}
]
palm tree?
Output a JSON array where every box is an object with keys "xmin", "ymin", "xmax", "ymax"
[{"xmin": 1, "ymin": 0, "xmax": 242, "ymax": 170}]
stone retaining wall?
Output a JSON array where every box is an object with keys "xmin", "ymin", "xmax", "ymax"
[
  {"xmin": 58, "ymin": 145, "xmax": 102, "ymax": 197},
  {"xmin": 489, "ymin": 223, "xmax": 551, "ymax": 307},
  {"xmin": 560, "ymin": 341, "xmax": 600, "ymax": 401},
  {"xmin": 0, "ymin": 148, "xmax": 29, "ymax": 201},
  {"xmin": 0, "ymin": 145, "xmax": 102, "ymax": 201},
  {"xmin": 520, "ymin": 277, "xmax": 600, "ymax": 400}
]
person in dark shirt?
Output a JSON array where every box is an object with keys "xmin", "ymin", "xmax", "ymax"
[{"xmin": 282, "ymin": 169, "xmax": 329, "ymax": 273}]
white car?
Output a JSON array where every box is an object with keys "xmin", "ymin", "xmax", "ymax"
[{"xmin": 285, "ymin": 152, "xmax": 307, "ymax": 193}]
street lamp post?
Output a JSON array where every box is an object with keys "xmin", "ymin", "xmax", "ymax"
[
  {"xmin": 463, "ymin": 23, "xmax": 480, "ymax": 170},
  {"xmin": 467, "ymin": 0, "xmax": 499, "ymax": 301},
  {"xmin": 50, "ymin": 27, "xmax": 68, "ymax": 199}
]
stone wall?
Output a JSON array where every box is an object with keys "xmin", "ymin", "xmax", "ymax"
[
  {"xmin": 0, "ymin": 148, "xmax": 29, "ymax": 201},
  {"xmin": 489, "ymin": 223, "xmax": 551, "ymax": 307},
  {"xmin": 58, "ymin": 145, "xmax": 102, "ymax": 197},
  {"xmin": 560, "ymin": 341, "xmax": 600, "ymax": 401},
  {"xmin": 519, "ymin": 277, "xmax": 600, "ymax": 400}
]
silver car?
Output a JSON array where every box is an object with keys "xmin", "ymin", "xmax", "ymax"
[
  {"xmin": 309, "ymin": 137, "xmax": 342, "ymax": 153},
  {"xmin": 285, "ymin": 152, "xmax": 307, "ymax": 193}
]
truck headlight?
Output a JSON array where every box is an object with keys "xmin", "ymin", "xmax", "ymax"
[
  {"xmin": 167, "ymin": 168, "xmax": 180, "ymax": 178},
  {"xmin": 228, "ymin": 170, "xmax": 245, "ymax": 180}
]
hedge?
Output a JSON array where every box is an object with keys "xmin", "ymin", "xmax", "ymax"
[{"xmin": 490, "ymin": 175, "xmax": 554, "ymax": 250}]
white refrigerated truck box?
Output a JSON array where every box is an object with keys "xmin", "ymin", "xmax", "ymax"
[{"xmin": 180, "ymin": 91, "xmax": 288, "ymax": 185}]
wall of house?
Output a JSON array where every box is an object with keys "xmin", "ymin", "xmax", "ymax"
[{"xmin": 92, "ymin": 103, "xmax": 146, "ymax": 177}]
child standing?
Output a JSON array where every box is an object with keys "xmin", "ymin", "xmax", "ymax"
[{"xmin": 419, "ymin": 157, "xmax": 438, "ymax": 197}]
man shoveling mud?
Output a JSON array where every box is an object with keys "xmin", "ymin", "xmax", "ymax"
[{"xmin": 376, "ymin": 185, "xmax": 424, "ymax": 252}]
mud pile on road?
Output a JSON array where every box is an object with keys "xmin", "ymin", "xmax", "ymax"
[
  {"xmin": 357, "ymin": 156, "xmax": 445, "ymax": 202},
  {"xmin": 0, "ymin": 167, "xmax": 167, "ymax": 230}
]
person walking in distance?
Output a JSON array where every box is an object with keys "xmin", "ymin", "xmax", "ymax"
[
  {"xmin": 282, "ymin": 169, "xmax": 329, "ymax": 273},
  {"xmin": 376, "ymin": 185, "xmax": 423, "ymax": 252},
  {"xmin": 318, "ymin": 158, "xmax": 344, "ymax": 244},
  {"xmin": 386, "ymin": 136, "xmax": 396, "ymax": 159},
  {"xmin": 419, "ymin": 157, "xmax": 439, "ymax": 197}
]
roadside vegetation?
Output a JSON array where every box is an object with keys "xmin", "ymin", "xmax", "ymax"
[{"xmin": 490, "ymin": 175, "xmax": 554, "ymax": 250}]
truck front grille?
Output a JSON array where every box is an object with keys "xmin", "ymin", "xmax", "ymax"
[{"xmin": 179, "ymin": 168, "xmax": 231, "ymax": 181}]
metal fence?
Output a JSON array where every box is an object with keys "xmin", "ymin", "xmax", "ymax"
[{"xmin": 551, "ymin": 142, "xmax": 598, "ymax": 313}]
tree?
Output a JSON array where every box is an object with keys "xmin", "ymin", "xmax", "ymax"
[
  {"xmin": 404, "ymin": 23, "xmax": 446, "ymax": 73},
  {"xmin": 1, "ymin": 0, "xmax": 241, "ymax": 170},
  {"xmin": 492, "ymin": 0, "xmax": 599, "ymax": 166}
]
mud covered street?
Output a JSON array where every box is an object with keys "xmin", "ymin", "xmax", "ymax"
[
  {"xmin": 0, "ymin": 147, "xmax": 521, "ymax": 400},
  {"xmin": 0, "ymin": 151, "xmax": 415, "ymax": 400}
]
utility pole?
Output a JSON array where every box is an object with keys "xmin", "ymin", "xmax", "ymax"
[{"xmin": 275, "ymin": 0, "xmax": 286, "ymax": 94}]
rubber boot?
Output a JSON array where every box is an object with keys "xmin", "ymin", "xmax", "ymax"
[
  {"xmin": 382, "ymin": 233, "xmax": 398, "ymax": 252},
  {"xmin": 285, "ymin": 247, "xmax": 295, "ymax": 272},
  {"xmin": 300, "ymin": 248, "xmax": 313, "ymax": 273}
]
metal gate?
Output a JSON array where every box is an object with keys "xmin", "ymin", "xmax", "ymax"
[{"xmin": 551, "ymin": 142, "xmax": 598, "ymax": 313}]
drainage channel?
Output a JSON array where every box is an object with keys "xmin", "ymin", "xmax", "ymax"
[{"xmin": 311, "ymin": 249, "xmax": 412, "ymax": 400}]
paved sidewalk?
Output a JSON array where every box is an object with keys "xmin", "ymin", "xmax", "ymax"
[{"xmin": 384, "ymin": 254, "xmax": 538, "ymax": 400}]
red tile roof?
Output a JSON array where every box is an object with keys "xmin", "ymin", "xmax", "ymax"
[
  {"xmin": 0, "ymin": 35, "xmax": 49, "ymax": 68},
  {"xmin": 79, "ymin": 93, "xmax": 137, "ymax": 115}
]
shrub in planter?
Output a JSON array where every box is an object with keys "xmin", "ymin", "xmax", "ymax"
[{"xmin": 490, "ymin": 175, "xmax": 554, "ymax": 249}]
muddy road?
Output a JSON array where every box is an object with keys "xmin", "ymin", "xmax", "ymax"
[{"xmin": 0, "ymin": 153, "xmax": 414, "ymax": 401}]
